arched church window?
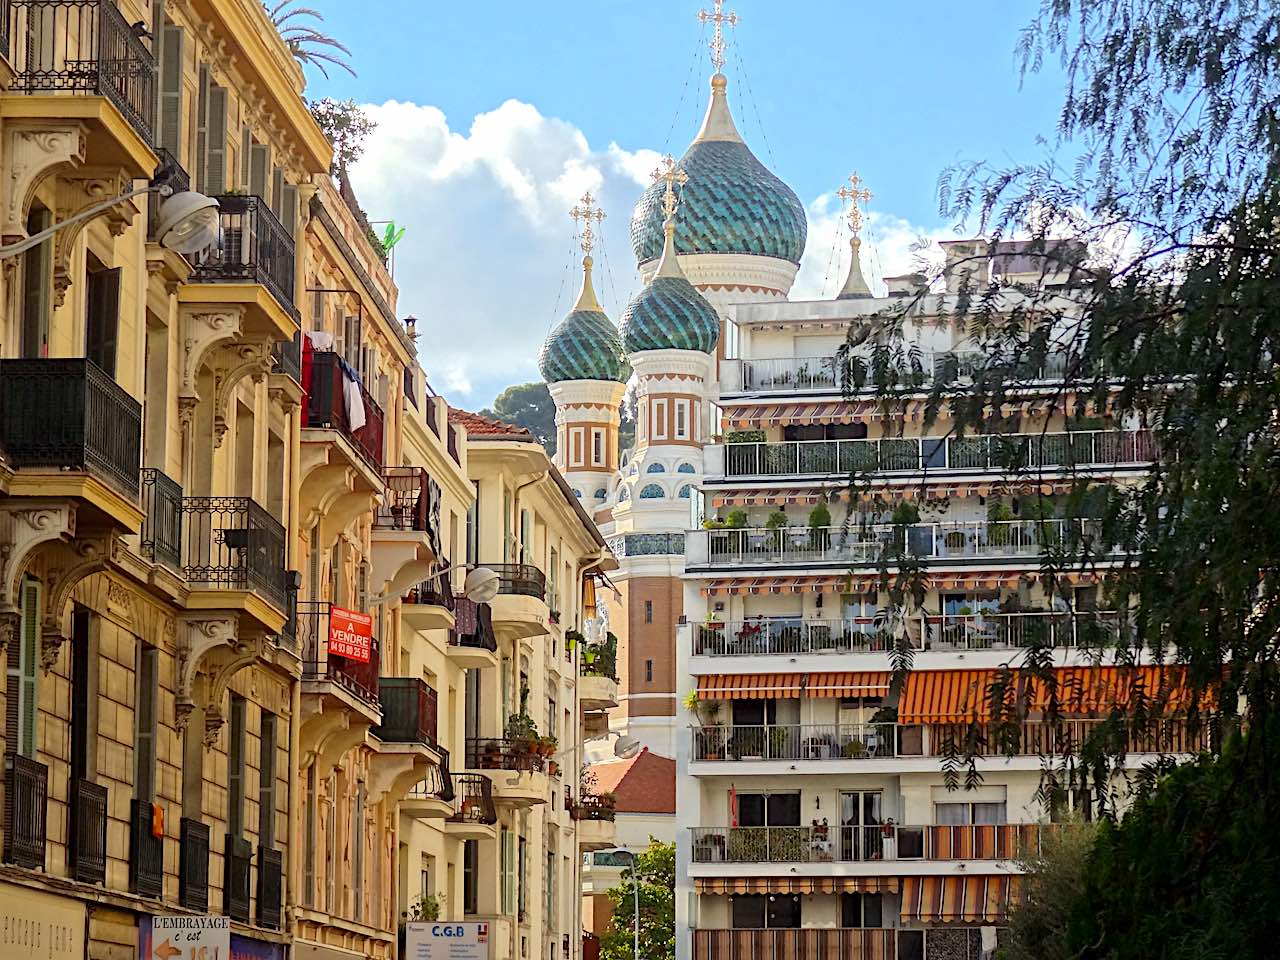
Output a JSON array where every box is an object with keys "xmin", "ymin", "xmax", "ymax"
[
  {"xmin": 594, "ymin": 488, "xmax": 607, "ymax": 500},
  {"xmin": 677, "ymin": 462, "xmax": 696, "ymax": 474},
  {"xmin": 618, "ymin": 487, "xmax": 631, "ymax": 502},
  {"xmin": 639, "ymin": 484, "xmax": 665, "ymax": 500},
  {"xmin": 678, "ymin": 485, "xmax": 694, "ymax": 499},
  {"xmin": 572, "ymin": 489, "xmax": 583, "ymax": 498},
  {"xmin": 646, "ymin": 463, "xmax": 666, "ymax": 473}
]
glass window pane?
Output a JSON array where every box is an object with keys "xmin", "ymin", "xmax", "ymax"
[
  {"xmin": 767, "ymin": 793, "xmax": 802, "ymax": 826},
  {"xmin": 935, "ymin": 802, "xmax": 969, "ymax": 825},
  {"xmin": 863, "ymin": 894, "xmax": 883, "ymax": 928},
  {"xmin": 973, "ymin": 802, "xmax": 1006, "ymax": 824},
  {"xmin": 732, "ymin": 895, "xmax": 766, "ymax": 929},
  {"xmin": 767, "ymin": 895, "xmax": 802, "ymax": 928}
]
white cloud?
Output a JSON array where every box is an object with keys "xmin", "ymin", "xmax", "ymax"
[{"xmin": 349, "ymin": 97, "xmax": 956, "ymax": 405}]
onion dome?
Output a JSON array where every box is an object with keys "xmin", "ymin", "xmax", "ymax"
[
  {"xmin": 630, "ymin": 74, "xmax": 807, "ymax": 267},
  {"xmin": 539, "ymin": 256, "xmax": 628, "ymax": 383},
  {"xmin": 620, "ymin": 217, "xmax": 720, "ymax": 354}
]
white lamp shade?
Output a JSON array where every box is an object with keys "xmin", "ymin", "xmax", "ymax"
[
  {"xmin": 612, "ymin": 735, "xmax": 641, "ymax": 759},
  {"xmin": 463, "ymin": 566, "xmax": 500, "ymax": 603},
  {"xmin": 157, "ymin": 191, "xmax": 221, "ymax": 255}
]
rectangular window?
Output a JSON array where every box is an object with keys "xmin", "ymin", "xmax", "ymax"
[
  {"xmin": 570, "ymin": 428, "xmax": 584, "ymax": 467},
  {"xmin": 934, "ymin": 801, "xmax": 1007, "ymax": 824},
  {"xmin": 591, "ymin": 429, "xmax": 604, "ymax": 466},
  {"xmin": 549, "ymin": 548, "xmax": 559, "ymax": 613},
  {"xmin": 675, "ymin": 400, "xmax": 689, "ymax": 440},
  {"xmin": 69, "ymin": 608, "xmax": 94, "ymax": 781},
  {"xmin": 645, "ymin": 660, "xmax": 653, "ymax": 683},
  {"xmin": 841, "ymin": 892, "xmax": 884, "ymax": 928},
  {"xmin": 466, "ymin": 481, "xmax": 480, "ymax": 566},
  {"xmin": 258, "ymin": 711, "xmax": 277, "ymax": 848},
  {"xmin": 325, "ymin": 772, "xmax": 337, "ymax": 912},
  {"xmin": 545, "ymin": 851, "xmax": 556, "ymax": 925},
  {"xmin": 731, "ymin": 894, "xmax": 801, "ymax": 929},
  {"xmin": 7, "ymin": 577, "xmax": 41, "ymax": 758},
  {"xmin": 547, "ymin": 695, "xmax": 557, "ymax": 745},
  {"xmin": 638, "ymin": 403, "xmax": 646, "ymax": 442},
  {"xmin": 463, "ymin": 839, "xmax": 478, "ymax": 913},
  {"xmin": 518, "ymin": 835, "xmax": 528, "ymax": 920},
  {"xmin": 84, "ymin": 263, "xmax": 122, "ymax": 375},
  {"xmin": 303, "ymin": 765, "xmax": 316, "ymax": 906},
  {"xmin": 653, "ymin": 399, "xmax": 667, "ymax": 440},
  {"xmin": 227, "ymin": 694, "xmax": 247, "ymax": 837},
  {"xmin": 134, "ymin": 644, "xmax": 159, "ymax": 801},
  {"xmin": 644, "ymin": 599, "xmax": 653, "ymax": 624},
  {"xmin": 500, "ymin": 829, "xmax": 516, "ymax": 914},
  {"xmin": 354, "ymin": 782, "xmax": 365, "ymax": 921}
]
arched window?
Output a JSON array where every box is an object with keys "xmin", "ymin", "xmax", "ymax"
[
  {"xmin": 646, "ymin": 462, "xmax": 666, "ymax": 473},
  {"xmin": 678, "ymin": 484, "xmax": 694, "ymax": 499},
  {"xmin": 639, "ymin": 484, "xmax": 665, "ymax": 500},
  {"xmin": 594, "ymin": 488, "xmax": 607, "ymax": 500},
  {"xmin": 618, "ymin": 487, "xmax": 631, "ymax": 502},
  {"xmin": 573, "ymin": 489, "xmax": 583, "ymax": 498},
  {"xmin": 677, "ymin": 462, "xmax": 696, "ymax": 474}
]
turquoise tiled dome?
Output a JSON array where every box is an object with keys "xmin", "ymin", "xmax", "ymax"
[
  {"xmin": 620, "ymin": 274, "xmax": 720, "ymax": 355},
  {"xmin": 539, "ymin": 308, "xmax": 628, "ymax": 383},
  {"xmin": 630, "ymin": 77, "xmax": 807, "ymax": 267}
]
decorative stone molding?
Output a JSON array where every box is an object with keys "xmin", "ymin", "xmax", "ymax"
[
  {"xmin": 179, "ymin": 306, "xmax": 247, "ymax": 407},
  {"xmin": 2, "ymin": 120, "xmax": 87, "ymax": 241},
  {"xmin": 176, "ymin": 615, "xmax": 266, "ymax": 745},
  {"xmin": 211, "ymin": 337, "xmax": 276, "ymax": 447},
  {"xmin": 0, "ymin": 501, "xmax": 76, "ymax": 614},
  {"xmin": 51, "ymin": 169, "xmax": 140, "ymax": 306},
  {"xmin": 639, "ymin": 252, "xmax": 798, "ymax": 299},
  {"xmin": 0, "ymin": 613, "xmax": 17, "ymax": 654},
  {"xmin": 35, "ymin": 532, "xmax": 124, "ymax": 671},
  {"xmin": 368, "ymin": 751, "xmax": 431, "ymax": 806}
]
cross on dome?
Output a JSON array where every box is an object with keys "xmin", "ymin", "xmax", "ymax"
[
  {"xmin": 837, "ymin": 172, "xmax": 874, "ymax": 241},
  {"xmin": 570, "ymin": 193, "xmax": 606, "ymax": 258},
  {"xmin": 652, "ymin": 154, "xmax": 689, "ymax": 222},
  {"xmin": 698, "ymin": 0, "xmax": 739, "ymax": 74}
]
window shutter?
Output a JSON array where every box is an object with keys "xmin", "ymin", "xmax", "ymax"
[
  {"xmin": 240, "ymin": 127, "xmax": 252, "ymax": 188},
  {"xmin": 85, "ymin": 267, "xmax": 122, "ymax": 376},
  {"xmin": 250, "ymin": 143, "xmax": 270, "ymax": 200},
  {"xmin": 205, "ymin": 86, "xmax": 228, "ymax": 195},
  {"xmin": 195, "ymin": 64, "xmax": 210, "ymax": 191},
  {"xmin": 228, "ymin": 695, "xmax": 246, "ymax": 837},
  {"xmin": 12, "ymin": 578, "xmax": 40, "ymax": 759},
  {"xmin": 281, "ymin": 185, "xmax": 298, "ymax": 239},
  {"xmin": 271, "ymin": 167, "xmax": 284, "ymax": 218},
  {"xmin": 134, "ymin": 646, "xmax": 158, "ymax": 801},
  {"xmin": 158, "ymin": 26, "xmax": 184, "ymax": 156},
  {"xmin": 258, "ymin": 712, "xmax": 276, "ymax": 847}
]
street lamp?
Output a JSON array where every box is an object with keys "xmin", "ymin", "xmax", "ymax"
[
  {"xmin": 0, "ymin": 182, "xmax": 220, "ymax": 260},
  {"xmin": 599, "ymin": 847, "xmax": 641, "ymax": 960},
  {"xmin": 370, "ymin": 562, "xmax": 500, "ymax": 608}
]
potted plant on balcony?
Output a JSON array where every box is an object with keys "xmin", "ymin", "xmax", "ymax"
[
  {"xmin": 726, "ymin": 508, "xmax": 748, "ymax": 529},
  {"xmin": 808, "ymin": 501, "xmax": 832, "ymax": 551},
  {"xmin": 987, "ymin": 500, "xmax": 1014, "ymax": 546},
  {"xmin": 565, "ymin": 628, "xmax": 583, "ymax": 652}
]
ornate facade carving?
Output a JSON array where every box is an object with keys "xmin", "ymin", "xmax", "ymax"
[
  {"xmin": 51, "ymin": 169, "xmax": 141, "ymax": 306},
  {"xmin": 0, "ymin": 501, "xmax": 76, "ymax": 613},
  {"xmin": 176, "ymin": 615, "xmax": 265, "ymax": 745},
  {"xmin": 1, "ymin": 121, "xmax": 87, "ymax": 241}
]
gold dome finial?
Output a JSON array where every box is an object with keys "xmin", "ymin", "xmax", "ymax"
[
  {"xmin": 570, "ymin": 194, "xmax": 606, "ymax": 311},
  {"xmin": 836, "ymin": 172, "xmax": 875, "ymax": 299},
  {"xmin": 698, "ymin": 0, "xmax": 739, "ymax": 74},
  {"xmin": 652, "ymin": 156, "xmax": 691, "ymax": 279}
]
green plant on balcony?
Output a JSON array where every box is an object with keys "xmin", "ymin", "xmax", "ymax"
[
  {"xmin": 726, "ymin": 508, "xmax": 748, "ymax": 528},
  {"xmin": 725, "ymin": 429, "xmax": 767, "ymax": 444},
  {"xmin": 987, "ymin": 500, "xmax": 1015, "ymax": 546},
  {"xmin": 582, "ymin": 632, "xmax": 619, "ymax": 681},
  {"xmin": 891, "ymin": 501, "xmax": 921, "ymax": 526},
  {"xmin": 842, "ymin": 739, "xmax": 868, "ymax": 759},
  {"xmin": 402, "ymin": 892, "xmax": 444, "ymax": 923}
]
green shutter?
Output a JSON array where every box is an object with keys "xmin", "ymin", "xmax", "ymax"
[
  {"xmin": 195, "ymin": 64, "xmax": 210, "ymax": 191},
  {"xmin": 206, "ymin": 86, "xmax": 228, "ymax": 196},
  {"xmin": 249, "ymin": 143, "xmax": 270, "ymax": 200},
  {"xmin": 271, "ymin": 166, "xmax": 284, "ymax": 219},
  {"xmin": 12, "ymin": 578, "xmax": 40, "ymax": 759},
  {"xmin": 240, "ymin": 126, "xmax": 252, "ymax": 188},
  {"xmin": 281, "ymin": 184, "xmax": 298, "ymax": 239},
  {"xmin": 158, "ymin": 26, "xmax": 184, "ymax": 156}
]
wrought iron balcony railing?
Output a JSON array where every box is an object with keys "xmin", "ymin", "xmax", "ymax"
[
  {"xmin": 128, "ymin": 797, "xmax": 163, "ymax": 898},
  {"xmin": 708, "ymin": 429, "xmax": 1156, "ymax": 479},
  {"xmin": 690, "ymin": 823, "xmax": 1046, "ymax": 864},
  {"xmin": 306, "ymin": 350, "xmax": 385, "ymax": 471},
  {"xmin": 181, "ymin": 496, "xmax": 287, "ymax": 609},
  {"xmin": 490, "ymin": 563, "xmax": 547, "ymax": 601},
  {"xmin": 569, "ymin": 794, "xmax": 616, "ymax": 823},
  {"xmin": 371, "ymin": 677, "xmax": 438, "ymax": 746},
  {"xmin": 2, "ymin": 752, "xmax": 47, "ymax": 869},
  {"xmin": 67, "ymin": 777, "xmax": 106, "ymax": 884},
  {"xmin": 464, "ymin": 737, "xmax": 547, "ymax": 773},
  {"xmin": 272, "ymin": 331, "xmax": 302, "ymax": 383},
  {"xmin": 140, "ymin": 468, "xmax": 183, "ymax": 573},
  {"xmin": 447, "ymin": 774, "xmax": 498, "ymax": 825},
  {"xmin": 6, "ymin": 0, "xmax": 157, "ymax": 146},
  {"xmin": 375, "ymin": 467, "xmax": 439, "ymax": 551},
  {"xmin": 0, "ymin": 359, "xmax": 142, "ymax": 500},
  {"xmin": 224, "ymin": 835, "xmax": 252, "ymax": 923},
  {"xmin": 179, "ymin": 817, "xmax": 210, "ymax": 912},
  {"xmin": 257, "ymin": 846, "xmax": 283, "ymax": 929},
  {"xmin": 405, "ymin": 563, "xmax": 457, "ymax": 612},
  {"xmin": 298, "ymin": 600, "xmax": 381, "ymax": 708},
  {"xmin": 190, "ymin": 194, "xmax": 297, "ymax": 317}
]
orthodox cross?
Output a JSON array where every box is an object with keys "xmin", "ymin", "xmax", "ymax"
[
  {"xmin": 837, "ymin": 172, "xmax": 874, "ymax": 239},
  {"xmin": 698, "ymin": 0, "xmax": 739, "ymax": 73},
  {"xmin": 652, "ymin": 154, "xmax": 689, "ymax": 221},
  {"xmin": 570, "ymin": 193, "xmax": 606, "ymax": 257}
]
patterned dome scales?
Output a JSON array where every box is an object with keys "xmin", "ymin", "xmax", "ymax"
[
  {"xmin": 630, "ymin": 75, "xmax": 807, "ymax": 266},
  {"xmin": 539, "ymin": 257, "xmax": 628, "ymax": 383},
  {"xmin": 620, "ymin": 223, "xmax": 721, "ymax": 355}
]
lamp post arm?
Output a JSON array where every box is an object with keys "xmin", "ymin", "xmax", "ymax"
[{"xmin": 0, "ymin": 184, "xmax": 163, "ymax": 260}]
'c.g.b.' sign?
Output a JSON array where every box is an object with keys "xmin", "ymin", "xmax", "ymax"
[
  {"xmin": 403, "ymin": 922, "xmax": 490, "ymax": 960},
  {"xmin": 328, "ymin": 605, "xmax": 372, "ymax": 662}
]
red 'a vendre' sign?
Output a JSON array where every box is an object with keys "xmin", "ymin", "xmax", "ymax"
[{"xmin": 328, "ymin": 606, "xmax": 373, "ymax": 662}]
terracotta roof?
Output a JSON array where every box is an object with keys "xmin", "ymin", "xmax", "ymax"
[
  {"xmin": 448, "ymin": 407, "xmax": 534, "ymax": 439},
  {"xmin": 588, "ymin": 748, "xmax": 675, "ymax": 814}
]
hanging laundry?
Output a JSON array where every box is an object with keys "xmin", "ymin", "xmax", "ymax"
[
  {"xmin": 343, "ymin": 371, "xmax": 366, "ymax": 432},
  {"xmin": 305, "ymin": 329, "xmax": 335, "ymax": 351}
]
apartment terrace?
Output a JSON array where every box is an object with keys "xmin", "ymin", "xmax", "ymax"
[{"xmin": 705, "ymin": 429, "xmax": 1154, "ymax": 481}]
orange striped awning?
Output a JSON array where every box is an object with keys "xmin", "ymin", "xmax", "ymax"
[
  {"xmin": 695, "ymin": 672, "xmax": 890, "ymax": 700},
  {"xmin": 697, "ymin": 674, "xmax": 805, "ymax": 700},
  {"xmin": 701, "ymin": 575, "xmax": 879, "ymax": 597},
  {"xmin": 695, "ymin": 876, "xmax": 899, "ymax": 895},
  {"xmin": 804, "ymin": 671, "xmax": 892, "ymax": 698},
  {"xmin": 899, "ymin": 666, "xmax": 1199, "ymax": 723},
  {"xmin": 899, "ymin": 875, "xmax": 1022, "ymax": 923}
]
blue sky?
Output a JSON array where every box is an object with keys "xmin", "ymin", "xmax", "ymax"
[{"xmin": 299, "ymin": 1, "xmax": 1067, "ymax": 406}]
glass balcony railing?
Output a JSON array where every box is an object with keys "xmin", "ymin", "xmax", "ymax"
[{"xmin": 690, "ymin": 823, "xmax": 1047, "ymax": 864}]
